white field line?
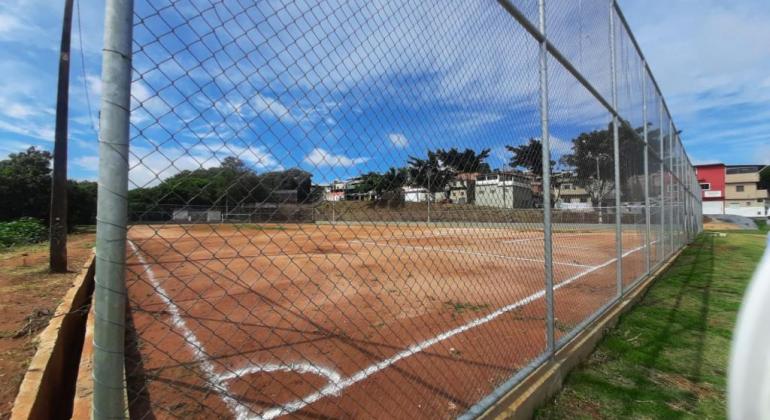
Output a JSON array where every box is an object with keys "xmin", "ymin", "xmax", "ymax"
[
  {"xmin": 256, "ymin": 241, "xmax": 655, "ymax": 420},
  {"xmin": 502, "ymin": 232, "xmax": 617, "ymax": 244},
  {"xmin": 350, "ymin": 239, "xmax": 595, "ymax": 269},
  {"xmin": 128, "ymin": 241, "xmax": 252, "ymax": 420},
  {"xmin": 132, "ymin": 237, "xmax": 654, "ymax": 420},
  {"xmin": 216, "ymin": 363, "xmax": 342, "ymax": 386}
]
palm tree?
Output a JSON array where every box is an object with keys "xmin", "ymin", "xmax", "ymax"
[{"xmin": 435, "ymin": 147, "xmax": 491, "ymax": 173}]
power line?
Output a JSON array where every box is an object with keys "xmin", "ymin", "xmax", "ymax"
[{"xmin": 75, "ymin": 0, "xmax": 97, "ymax": 133}]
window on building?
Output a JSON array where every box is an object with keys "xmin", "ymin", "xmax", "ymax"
[
  {"xmin": 736, "ymin": 185, "xmax": 745, "ymax": 192},
  {"xmin": 699, "ymin": 183, "xmax": 710, "ymax": 190},
  {"xmin": 746, "ymin": 201, "xmax": 751, "ymax": 206},
  {"xmin": 562, "ymin": 183, "xmax": 573, "ymax": 190},
  {"xmin": 758, "ymin": 199, "xmax": 764, "ymax": 203}
]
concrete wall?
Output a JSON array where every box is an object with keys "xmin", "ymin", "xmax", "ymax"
[
  {"xmin": 476, "ymin": 183, "xmax": 533, "ymax": 209},
  {"xmin": 725, "ymin": 204, "xmax": 768, "ymax": 218}
]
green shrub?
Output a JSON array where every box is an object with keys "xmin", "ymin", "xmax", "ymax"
[{"xmin": 0, "ymin": 218, "xmax": 47, "ymax": 248}]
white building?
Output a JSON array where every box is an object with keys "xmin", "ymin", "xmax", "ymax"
[{"xmin": 475, "ymin": 172, "xmax": 534, "ymax": 209}]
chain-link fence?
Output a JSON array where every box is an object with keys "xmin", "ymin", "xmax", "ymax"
[{"xmin": 93, "ymin": 0, "xmax": 702, "ymax": 418}]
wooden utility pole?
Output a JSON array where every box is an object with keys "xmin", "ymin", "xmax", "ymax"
[{"xmin": 50, "ymin": 0, "xmax": 74, "ymax": 272}]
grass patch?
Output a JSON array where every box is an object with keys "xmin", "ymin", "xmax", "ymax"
[
  {"xmin": 444, "ymin": 300, "xmax": 490, "ymax": 319},
  {"xmin": 754, "ymin": 219, "xmax": 768, "ymax": 234},
  {"xmin": 536, "ymin": 230, "xmax": 766, "ymax": 419}
]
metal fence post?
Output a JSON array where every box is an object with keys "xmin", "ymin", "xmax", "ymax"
[
  {"xmin": 93, "ymin": 0, "xmax": 133, "ymax": 418},
  {"xmin": 658, "ymin": 99, "xmax": 665, "ymax": 263},
  {"xmin": 609, "ymin": 3, "xmax": 623, "ymax": 296},
  {"xmin": 669, "ymin": 120, "xmax": 674, "ymax": 255},
  {"xmin": 642, "ymin": 61, "xmax": 651, "ymax": 275},
  {"xmin": 537, "ymin": 0, "xmax": 555, "ymax": 355}
]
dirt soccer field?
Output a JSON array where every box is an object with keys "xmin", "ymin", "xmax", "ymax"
[{"xmin": 124, "ymin": 222, "xmax": 657, "ymax": 419}]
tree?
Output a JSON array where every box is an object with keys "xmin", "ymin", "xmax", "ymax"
[
  {"xmin": 380, "ymin": 167, "xmax": 408, "ymax": 193},
  {"xmin": 67, "ymin": 180, "xmax": 97, "ymax": 226},
  {"xmin": 259, "ymin": 168, "xmax": 312, "ymax": 202},
  {"xmin": 506, "ymin": 138, "xmax": 561, "ymax": 200},
  {"xmin": 127, "ymin": 159, "xmax": 315, "ymax": 219},
  {"xmin": 759, "ymin": 165, "xmax": 770, "ymax": 191},
  {"xmin": 355, "ymin": 168, "xmax": 408, "ymax": 201},
  {"xmin": 354, "ymin": 172, "xmax": 383, "ymax": 200},
  {"xmin": 506, "ymin": 139, "xmax": 551, "ymax": 177},
  {"xmin": 0, "ymin": 147, "xmax": 53, "ymax": 221},
  {"xmin": 560, "ymin": 128, "xmax": 615, "ymax": 207},
  {"xmin": 408, "ymin": 151, "xmax": 454, "ymax": 200},
  {"xmin": 435, "ymin": 148, "xmax": 491, "ymax": 173},
  {"xmin": 617, "ymin": 121, "xmax": 646, "ymax": 202},
  {"xmin": 0, "ymin": 146, "xmax": 98, "ymax": 229}
]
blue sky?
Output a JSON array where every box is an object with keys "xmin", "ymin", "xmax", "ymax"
[{"xmin": 0, "ymin": 1, "xmax": 767, "ymax": 186}]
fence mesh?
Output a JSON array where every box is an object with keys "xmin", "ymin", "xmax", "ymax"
[{"xmin": 94, "ymin": 0, "xmax": 703, "ymax": 418}]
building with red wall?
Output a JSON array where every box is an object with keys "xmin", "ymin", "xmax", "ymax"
[
  {"xmin": 695, "ymin": 163, "xmax": 726, "ymax": 214},
  {"xmin": 695, "ymin": 163, "xmax": 769, "ymax": 217}
]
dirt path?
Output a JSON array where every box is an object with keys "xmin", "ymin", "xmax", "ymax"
[{"xmin": 0, "ymin": 233, "xmax": 95, "ymax": 419}]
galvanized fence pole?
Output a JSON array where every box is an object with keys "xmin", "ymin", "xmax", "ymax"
[
  {"xmin": 537, "ymin": 0, "xmax": 555, "ymax": 355},
  {"xmin": 669, "ymin": 120, "xmax": 674, "ymax": 255},
  {"xmin": 642, "ymin": 61, "xmax": 651, "ymax": 275},
  {"xmin": 609, "ymin": 4, "xmax": 623, "ymax": 296},
  {"xmin": 658, "ymin": 98, "xmax": 665, "ymax": 263},
  {"xmin": 93, "ymin": 0, "xmax": 133, "ymax": 418}
]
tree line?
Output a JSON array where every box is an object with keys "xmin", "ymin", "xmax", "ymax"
[
  {"xmin": 128, "ymin": 157, "xmax": 318, "ymax": 218},
  {"xmin": 353, "ymin": 120, "xmax": 647, "ymax": 207},
  {"xmin": 0, "ymin": 147, "xmax": 96, "ymax": 228},
  {"xmin": 0, "ymin": 119, "xmax": 650, "ymax": 225}
]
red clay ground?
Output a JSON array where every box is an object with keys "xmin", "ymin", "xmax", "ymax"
[
  {"xmin": 124, "ymin": 223, "xmax": 662, "ymax": 419},
  {"xmin": 0, "ymin": 233, "xmax": 95, "ymax": 420}
]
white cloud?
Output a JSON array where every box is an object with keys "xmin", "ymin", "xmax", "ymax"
[
  {"xmin": 86, "ymin": 74, "xmax": 101, "ymax": 100},
  {"xmin": 6, "ymin": 103, "xmax": 37, "ymax": 119},
  {"xmin": 548, "ymin": 135, "xmax": 574, "ymax": 154},
  {"xmin": 0, "ymin": 13, "xmax": 23, "ymax": 35},
  {"xmin": 303, "ymin": 148, "xmax": 369, "ymax": 167},
  {"xmin": 0, "ymin": 119, "xmax": 54, "ymax": 142},
  {"xmin": 73, "ymin": 155, "xmax": 99, "ymax": 169},
  {"xmin": 0, "ymin": 12, "xmax": 45, "ymax": 43},
  {"xmin": 617, "ymin": 0, "xmax": 770, "ymax": 163},
  {"xmin": 0, "ymin": 139, "xmax": 37, "ymax": 157},
  {"xmin": 252, "ymin": 94, "xmax": 294, "ymax": 122},
  {"xmin": 129, "ymin": 146, "xmax": 219, "ymax": 189},
  {"xmin": 126, "ymin": 140, "xmax": 282, "ymax": 189},
  {"xmin": 387, "ymin": 133, "xmax": 408, "ymax": 148},
  {"xmin": 191, "ymin": 142, "xmax": 279, "ymax": 170}
]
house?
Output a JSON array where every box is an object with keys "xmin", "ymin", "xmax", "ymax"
[
  {"xmin": 695, "ymin": 163, "xmax": 726, "ymax": 214},
  {"xmin": 342, "ymin": 177, "xmax": 374, "ymax": 201},
  {"xmin": 556, "ymin": 182, "xmax": 592, "ymax": 210},
  {"xmin": 323, "ymin": 181, "xmax": 346, "ymax": 202},
  {"xmin": 403, "ymin": 186, "xmax": 430, "ymax": 203},
  {"xmin": 475, "ymin": 172, "xmax": 534, "ymax": 209},
  {"xmin": 724, "ymin": 165, "xmax": 768, "ymax": 217},
  {"xmin": 695, "ymin": 163, "xmax": 768, "ymax": 217},
  {"xmin": 321, "ymin": 178, "xmax": 375, "ymax": 201},
  {"xmin": 449, "ymin": 173, "xmax": 478, "ymax": 204}
]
